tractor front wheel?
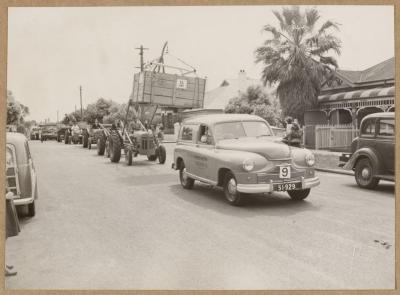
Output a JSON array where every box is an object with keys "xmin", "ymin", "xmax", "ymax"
[
  {"xmin": 158, "ymin": 145, "xmax": 166, "ymax": 164},
  {"xmin": 125, "ymin": 149, "xmax": 133, "ymax": 166}
]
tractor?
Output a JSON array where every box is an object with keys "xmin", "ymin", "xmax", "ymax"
[{"xmin": 106, "ymin": 102, "xmax": 166, "ymax": 165}]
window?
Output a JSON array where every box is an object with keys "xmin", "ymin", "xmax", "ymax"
[
  {"xmin": 214, "ymin": 121, "xmax": 272, "ymax": 142},
  {"xmin": 242, "ymin": 121, "xmax": 272, "ymax": 137},
  {"xmin": 214, "ymin": 122, "xmax": 246, "ymax": 141},
  {"xmin": 198, "ymin": 125, "xmax": 214, "ymax": 145},
  {"xmin": 180, "ymin": 125, "xmax": 195, "ymax": 141},
  {"xmin": 378, "ymin": 119, "xmax": 395, "ymax": 137},
  {"xmin": 361, "ymin": 119, "xmax": 376, "ymax": 137}
]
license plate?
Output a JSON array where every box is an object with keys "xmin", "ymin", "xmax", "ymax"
[
  {"xmin": 279, "ymin": 165, "xmax": 291, "ymax": 178},
  {"xmin": 273, "ymin": 182, "xmax": 301, "ymax": 191}
]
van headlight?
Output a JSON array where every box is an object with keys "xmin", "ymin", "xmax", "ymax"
[
  {"xmin": 243, "ymin": 159, "xmax": 255, "ymax": 171},
  {"xmin": 305, "ymin": 153, "xmax": 315, "ymax": 166}
]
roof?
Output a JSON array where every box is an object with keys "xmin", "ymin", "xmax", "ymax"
[
  {"xmin": 204, "ymin": 70, "xmax": 276, "ymax": 109},
  {"xmin": 319, "ymin": 85, "xmax": 395, "ymax": 103},
  {"xmin": 183, "ymin": 114, "xmax": 264, "ymax": 125},
  {"xmin": 336, "ymin": 57, "xmax": 394, "ymax": 84},
  {"xmin": 6, "ymin": 132, "xmax": 28, "ymax": 145}
]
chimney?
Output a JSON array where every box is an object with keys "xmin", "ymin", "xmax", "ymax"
[{"xmin": 238, "ymin": 69, "xmax": 247, "ymax": 92}]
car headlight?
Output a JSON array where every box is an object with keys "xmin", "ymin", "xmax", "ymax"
[
  {"xmin": 305, "ymin": 153, "xmax": 315, "ymax": 166},
  {"xmin": 243, "ymin": 159, "xmax": 255, "ymax": 171}
]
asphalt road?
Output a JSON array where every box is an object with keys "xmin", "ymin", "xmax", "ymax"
[{"xmin": 5, "ymin": 140, "xmax": 395, "ymax": 290}]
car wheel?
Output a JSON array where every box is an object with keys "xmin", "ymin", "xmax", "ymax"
[
  {"xmin": 179, "ymin": 162, "xmax": 194, "ymax": 189},
  {"xmin": 27, "ymin": 201, "xmax": 36, "ymax": 217},
  {"xmin": 158, "ymin": 145, "xmax": 166, "ymax": 164},
  {"xmin": 125, "ymin": 149, "xmax": 133, "ymax": 166},
  {"xmin": 288, "ymin": 189, "xmax": 310, "ymax": 200},
  {"xmin": 223, "ymin": 172, "xmax": 245, "ymax": 206},
  {"xmin": 355, "ymin": 158, "xmax": 379, "ymax": 189}
]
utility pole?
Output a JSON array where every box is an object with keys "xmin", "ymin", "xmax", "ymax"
[
  {"xmin": 57, "ymin": 110, "xmax": 59, "ymax": 123},
  {"xmin": 135, "ymin": 45, "xmax": 148, "ymax": 72},
  {"xmin": 79, "ymin": 85, "xmax": 83, "ymax": 120}
]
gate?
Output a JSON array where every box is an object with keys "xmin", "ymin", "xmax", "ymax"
[{"xmin": 315, "ymin": 124, "xmax": 358, "ymax": 151}]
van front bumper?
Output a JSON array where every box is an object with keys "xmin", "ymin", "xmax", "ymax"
[{"xmin": 236, "ymin": 176, "xmax": 320, "ymax": 194}]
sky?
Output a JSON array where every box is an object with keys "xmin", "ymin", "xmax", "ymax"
[{"xmin": 7, "ymin": 5, "xmax": 394, "ymax": 122}]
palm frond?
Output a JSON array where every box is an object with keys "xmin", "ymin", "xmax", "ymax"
[
  {"xmin": 318, "ymin": 20, "xmax": 340, "ymax": 34},
  {"xmin": 272, "ymin": 10, "xmax": 286, "ymax": 31},
  {"xmin": 305, "ymin": 8, "xmax": 320, "ymax": 30},
  {"xmin": 309, "ymin": 35, "xmax": 341, "ymax": 56},
  {"xmin": 263, "ymin": 24, "xmax": 281, "ymax": 39}
]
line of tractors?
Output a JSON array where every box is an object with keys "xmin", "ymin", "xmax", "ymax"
[{"xmin": 56, "ymin": 100, "xmax": 167, "ymax": 166}]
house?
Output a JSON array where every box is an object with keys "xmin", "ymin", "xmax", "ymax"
[
  {"xmin": 304, "ymin": 57, "xmax": 395, "ymax": 150},
  {"xmin": 204, "ymin": 70, "xmax": 275, "ymax": 110}
]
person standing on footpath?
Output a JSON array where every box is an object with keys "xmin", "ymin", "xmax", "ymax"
[{"xmin": 5, "ymin": 190, "xmax": 20, "ymax": 276}]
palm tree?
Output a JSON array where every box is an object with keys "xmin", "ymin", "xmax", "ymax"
[{"xmin": 255, "ymin": 6, "xmax": 341, "ymax": 122}]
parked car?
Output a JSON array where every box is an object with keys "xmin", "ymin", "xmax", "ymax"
[
  {"xmin": 172, "ymin": 114, "xmax": 319, "ymax": 206},
  {"xmin": 6, "ymin": 132, "xmax": 38, "ymax": 216},
  {"xmin": 339, "ymin": 112, "xmax": 394, "ymax": 189}
]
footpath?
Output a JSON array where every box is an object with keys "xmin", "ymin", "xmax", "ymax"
[{"xmin": 162, "ymin": 134, "xmax": 353, "ymax": 176}]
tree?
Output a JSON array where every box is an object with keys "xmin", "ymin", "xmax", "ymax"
[
  {"xmin": 7, "ymin": 90, "xmax": 29, "ymax": 125},
  {"xmin": 255, "ymin": 6, "xmax": 341, "ymax": 123},
  {"xmin": 225, "ymin": 86, "xmax": 282, "ymax": 126},
  {"xmin": 85, "ymin": 98, "xmax": 113, "ymax": 123}
]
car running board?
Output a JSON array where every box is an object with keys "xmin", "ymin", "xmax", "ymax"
[{"xmin": 374, "ymin": 175, "xmax": 395, "ymax": 182}]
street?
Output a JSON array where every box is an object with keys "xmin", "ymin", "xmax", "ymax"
[{"xmin": 5, "ymin": 140, "xmax": 395, "ymax": 290}]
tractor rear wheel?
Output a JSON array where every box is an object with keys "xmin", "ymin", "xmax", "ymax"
[{"xmin": 109, "ymin": 131, "xmax": 121, "ymax": 163}]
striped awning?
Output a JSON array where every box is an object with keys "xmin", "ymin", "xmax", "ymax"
[{"xmin": 318, "ymin": 86, "xmax": 395, "ymax": 103}]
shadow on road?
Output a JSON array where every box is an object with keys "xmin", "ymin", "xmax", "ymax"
[
  {"xmin": 169, "ymin": 183, "xmax": 320, "ymax": 217},
  {"xmin": 342, "ymin": 182, "xmax": 395, "ymax": 197}
]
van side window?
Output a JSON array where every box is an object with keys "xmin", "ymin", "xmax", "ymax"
[
  {"xmin": 180, "ymin": 125, "xmax": 195, "ymax": 141},
  {"xmin": 198, "ymin": 125, "xmax": 214, "ymax": 145}
]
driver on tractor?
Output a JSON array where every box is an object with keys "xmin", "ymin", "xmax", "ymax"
[{"xmin": 71, "ymin": 122, "xmax": 81, "ymax": 144}]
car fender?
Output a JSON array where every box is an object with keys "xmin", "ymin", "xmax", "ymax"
[{"xmin": 344, "ymin": 147, "xmax": 382, "ymax": 173}]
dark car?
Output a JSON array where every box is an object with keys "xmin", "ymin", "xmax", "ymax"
[
  {"xmin": 339, "ymin": 112, "xmax": 394, "ymax": 189},
  {"xmin": 6, "ymin": 132, "xmax": 38, "ymax": 216}
]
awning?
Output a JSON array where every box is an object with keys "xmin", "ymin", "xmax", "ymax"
[{"xmin": 318, "ymin": 86, "xmax": 395, "ymax": 103}]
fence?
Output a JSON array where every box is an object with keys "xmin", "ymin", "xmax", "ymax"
[{"xmin": 315, "ymin": 124, "xmax": 358, "ymax": 151}]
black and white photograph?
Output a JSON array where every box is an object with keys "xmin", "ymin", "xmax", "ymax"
[{"xmin": 4, "ymin": 3, "xmax": 396, "ymax": 290}]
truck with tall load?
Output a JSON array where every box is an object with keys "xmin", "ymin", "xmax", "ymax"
[{"xmin": 130, "ymin": 42, "xmax": 206, "ymax": 133}]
